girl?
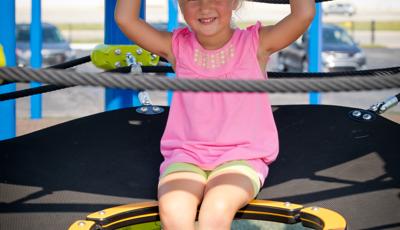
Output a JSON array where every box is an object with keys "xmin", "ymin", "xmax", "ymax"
[{"xmin": 115, "ymin": 0, "xmax": 315, "ymax": 229}]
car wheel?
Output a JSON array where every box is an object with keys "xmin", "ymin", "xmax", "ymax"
[{"xmin": 302, "ymin": 59, "xmax": 308, "ymax": 72}]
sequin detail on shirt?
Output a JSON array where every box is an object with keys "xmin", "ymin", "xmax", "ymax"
[{"xmin": 194, "ymin": 45, "xmax": 235, "ymax": 69}]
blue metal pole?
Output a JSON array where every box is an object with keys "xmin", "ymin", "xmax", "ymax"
[
  {"xmin": 167, "ymin": 0, "xmax": 178, "ymax": 31},
  {"xmin": 30, "ymin": 0, "xmax": 42, "ymax": 119},
  {"xmin": 308, "ymin": 3, "xmax": 322, "ymax": 105},
  {"xmin": 0, "ymin": 0, "xmax": 16, "ymax": 140},
  {"xmin": 167, "ymin": 0, "xmax": 178, "ymax": 106},
  {"xmin": 104, "ymin": 0, "xmax": 146, "ymax": 111}
]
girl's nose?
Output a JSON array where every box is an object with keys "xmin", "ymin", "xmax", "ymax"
[{"xmin": 199, "ymin": 0, "xmax": 212, "ymax": 12}]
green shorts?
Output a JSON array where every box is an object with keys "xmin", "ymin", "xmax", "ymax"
[{"xmin": 160, "ymin": 160, "xmax": 261, "ymax": 198}]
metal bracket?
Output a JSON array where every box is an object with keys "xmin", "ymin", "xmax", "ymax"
[
  {"xmin": 369, "ymin": 95, "xmax": 399, "ymax": 115},
  {"xmin": 125, "ymin": 53, "xmax": 164, "ymax": 115}
]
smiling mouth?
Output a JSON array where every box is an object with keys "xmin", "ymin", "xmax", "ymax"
[{"xmin": 199, "ymin": 17, "xmax": 216, "ymax": 24}]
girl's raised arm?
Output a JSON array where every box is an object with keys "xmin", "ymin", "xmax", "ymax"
[
  {"xmin": 259, "ymin": 0, "xmax": 316, "ymax": 56},
  {"xmin": 115, "ymin": 0, "xmax": 174, "ymax": 62}
]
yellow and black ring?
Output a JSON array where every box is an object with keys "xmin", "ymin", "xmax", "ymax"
[{"xmin": 68, "ymin": 200, "xmax": 346, "ymax": 230}]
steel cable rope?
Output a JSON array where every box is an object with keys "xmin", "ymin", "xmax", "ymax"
[
  {"xmin": 0, "ymin": 56, "xmax": 172, "ymax": 101},
  {"xmin": 2, "ymin": 65, "xmax": 399, "ymax": 89},
  {"xmin": 0, "ymin": 67, "xmax": 399, "ymax": 93},
  {"xmin": 0, "ymin": 55, "xmax": 92, "ymax": 101},
  {"xmin": 110, "ymin": 65, "xmax": 400, "ymax": 79}
]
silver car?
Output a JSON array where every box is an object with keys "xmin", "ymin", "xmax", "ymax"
[
  {"xmin": 324, "ymin": 3, "xmax": 356, "ymax": 17},
  {"xmin": 277, "ymin": 24, "xmax": 366, "ymax": 72},
  {"xmin": 16, "ymin": 23, "xmax": 75, "ymax": 67}
]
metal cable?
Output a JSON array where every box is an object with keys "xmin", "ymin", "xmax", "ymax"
[
  {"xmin": 0, "ymin": 84, "xmax": 66, "ymax": 102},
  {"xmin": 0, "ymin": 60, "xmax": 170, "ymax": 101},
  {"xmin": 0, "ymin": 55, "xmax": 92, "ymax": 86},
  {"xmin": 0, "ymin": 67, "xmax": 399, "ymax": 93},
  {"xmin": 0, "ymin": 55, "xmax": 92, "ymax": 101},
  {"xmin": 269, "ymin": 66, "xmax": 400, "ymax": 78},
  {"xmin": 115, "ymin": 65, "xmax": 400, "ymax": 79},
  {"xmin": 47, "ymin": 55, "xmax": 91, "ymax": 70}
]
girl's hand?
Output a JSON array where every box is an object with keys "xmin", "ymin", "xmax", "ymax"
[
  {"xmin": 114, "ymin": 0, "xmax": 174, "ymax": 63},
  {"xmin": 258, "ymin": 0, "xmax": 316, "ymax": 56}
]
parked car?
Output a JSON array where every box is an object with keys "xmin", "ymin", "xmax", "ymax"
[
  {"xmin": 277, "ymin": 24, "xmax": 366, "ymax": 72},
  {"xmin": 16, "ymin": 23, "xmax": 75, "ymax": 67},
  {"xmin": 324, "ymin": 3, "xmax": 356, "ymax": 16}
]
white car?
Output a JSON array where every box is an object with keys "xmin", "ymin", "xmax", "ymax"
[
  {"xmin": 277, "ymin": 24, "xmax": 366, "ymax": 73},
  {"xmin": 324, "ymin": 3, "xmax": 356, "ymax": 16},
  {"xmin": 16, "ymin": 23, "xmax": 76, "ymax": 67}
]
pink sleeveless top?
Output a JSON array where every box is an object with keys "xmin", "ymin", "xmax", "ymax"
[{"xmin": 160, "ymin": 22, "xmax": 279, "ymax": 184}]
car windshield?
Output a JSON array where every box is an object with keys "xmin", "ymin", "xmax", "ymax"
[
  {"xmin": 323, "ymin": 28, "xmax": 354, "ymax": 46},
  {"xmin": 16, "ymin": 26, "xmax": 65, "ymax": 43}
]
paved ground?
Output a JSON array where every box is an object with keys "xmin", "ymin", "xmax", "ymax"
[{"xmin": 17, "ymin": 117, "xmax": 72, "ymax": 136}]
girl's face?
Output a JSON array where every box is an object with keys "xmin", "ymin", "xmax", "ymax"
[{"xmin": 179, "ymin": 0, "xmax": 239, "ymax": 38}]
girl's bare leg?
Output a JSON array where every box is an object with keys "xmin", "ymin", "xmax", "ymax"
[
  {"xmin": 198, "ymin": 171, "xmax": 255, "ymax": 230},
  {"xmin": 158, "ymin": 172, "xmax": 206, "ymax": 230}
]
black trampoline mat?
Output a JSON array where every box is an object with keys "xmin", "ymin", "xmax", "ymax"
[{"xmin": 1, "ymin": 105, "xmax": 399, "ymax": 230}]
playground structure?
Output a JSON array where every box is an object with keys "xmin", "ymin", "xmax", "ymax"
[
  {"xmin": 68, "ymin": 200, "xmax": 347, "ymax": 230},
  {"xmin": 1, "ymin": 0, "xmax": 400, "ymax": 229}
]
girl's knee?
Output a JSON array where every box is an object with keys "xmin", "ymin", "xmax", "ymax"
[
  {"xmin": 198, "ymin": 200, "xmax": 237, "ymax": 229},
  {"xmin": 158, "ymin": 195, "xmax": 198, "ymax": 217},
  {"xmin": 157, "ymin": 172, "xmax": 206, "ymax": 229},
  {"xmin": 159, "ymin": 201, "xmax": 197, "ymax": 230}
]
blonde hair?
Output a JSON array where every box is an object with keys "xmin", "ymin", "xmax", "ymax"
[
  {"xmin": 236, "ymin": 0, "xmax": 245, "ymax": 10},
  {"xmin": 232, "ymin": 0, "xmax": 245, "ymax": 28}
]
